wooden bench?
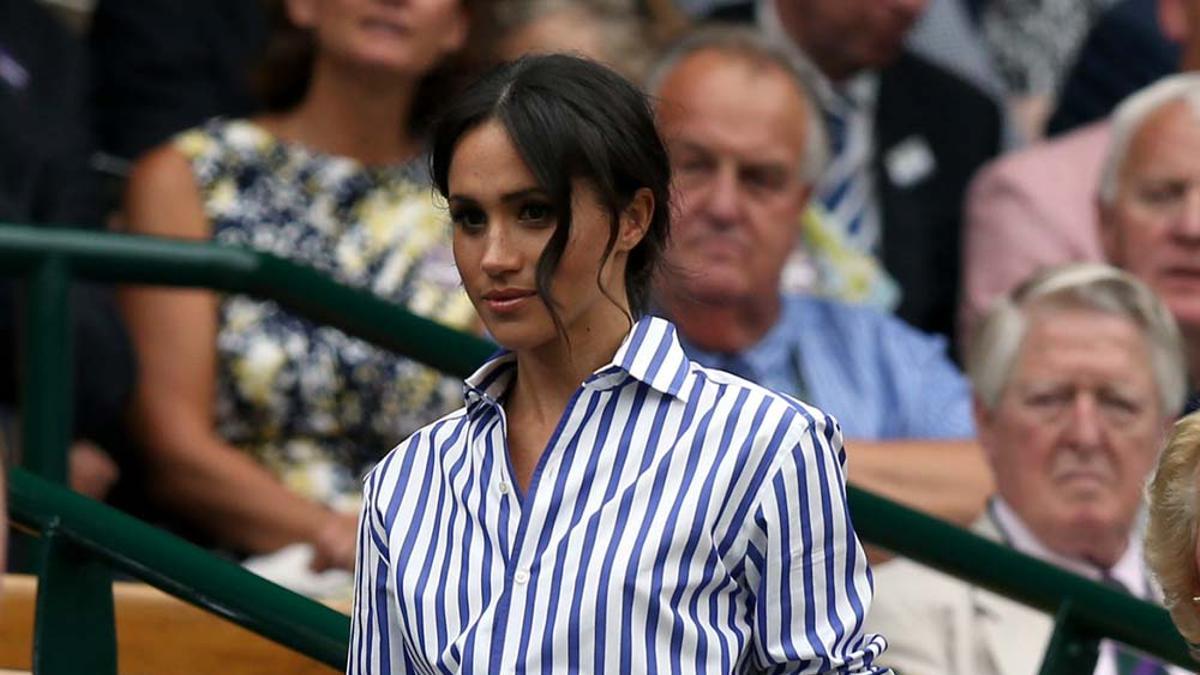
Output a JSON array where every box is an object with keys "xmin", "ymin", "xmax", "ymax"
[{"xmin": 1, "ymin": 575, "xmax": 340, "ymax": 674}]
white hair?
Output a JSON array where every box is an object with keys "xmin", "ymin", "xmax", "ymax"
[
  {"xmin": 967, "ymin": 263, "xmax": 1187, "ymax": 415},
  {"xmin": 646, "ymin": 25, "xmax": 830, "ymax": 184},
  {"xmin": 1098, "ymin": 73, "xmax": 1200, "ymax": 205}
]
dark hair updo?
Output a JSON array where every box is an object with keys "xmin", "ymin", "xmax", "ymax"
[{"xmin": 430, "ymin": 54, "xmax": 671, "ymax": 324}]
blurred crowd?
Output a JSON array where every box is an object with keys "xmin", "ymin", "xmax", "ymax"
[{"xmin": 3, "ymin": 0, "xmax": 1200, "ymax": 670}]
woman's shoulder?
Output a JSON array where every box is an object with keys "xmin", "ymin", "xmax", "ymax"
[
  {"xmin": 688, "ymin": 359, "xmax": 839, "ymax": 443},
  {"xmin": 172, "ymin": 117, "xmax": 263, "ymax": 154},
  {"xmin": 364, "ymin": 406, "xmax": 472, "ymax": 484},
  {"xmin": 169, "ymin": 117, "xmax": 283, "ymax": 178},
  {"xmin": 124, "ymin": 141, "xmax": 209, "ymax": 238}
]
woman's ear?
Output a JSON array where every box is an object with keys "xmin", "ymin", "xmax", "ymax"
[
  {"xmin": 439, "ymin": 3, "xmax": 471, "ymax": 58},
  {"xmin": 284, "ymin": 0, "xmax": 317, "ymax": 29},
  {"xmin": 617, "ymin": 188, "xmax": 654, "ymax": 253}
]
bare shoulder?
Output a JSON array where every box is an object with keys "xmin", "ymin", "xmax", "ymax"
[{"xmin": 123, "ymin": 144, "xmax": 208, "ymax": 239}]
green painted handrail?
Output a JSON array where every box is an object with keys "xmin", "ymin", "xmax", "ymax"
[
  {"xmin": 0, "ymin": 223, "xmax": 493, "ymax": 672},
  {"xmin": 9, "ymin": 467, "xmax": 350, "ymax": 668},
  {"xmin": 2, "ymin": 224, "xmax": 1194, "ymax": 673},
  {"xmin": 0, "ymin": 224, "xmax": 495, "ymax": 378},
  {"xmin": 850, "ymin": 486, "xmax": 1193, "ymax": 670}
]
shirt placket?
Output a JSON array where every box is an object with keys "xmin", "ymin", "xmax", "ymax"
[{"xmin": 485, "ymin": 386, "xmax": 589, "ymax": 673}]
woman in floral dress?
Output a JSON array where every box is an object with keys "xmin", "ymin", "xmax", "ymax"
[{"xmin": 119, "ymin": 0, "xmax": 477, "ymax": 574}]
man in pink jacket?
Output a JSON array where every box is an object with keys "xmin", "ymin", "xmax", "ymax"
[{"xmin": 959, "ymin": 0, "xmax": 1200, "ymax": 350}]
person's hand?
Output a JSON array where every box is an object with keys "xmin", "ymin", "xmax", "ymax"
[
  {"xmin": 69, "ymin": 440, "xmax": 120, "ymax": 500},
  {"xmin": 309, "ymin": 511, "xmax": 359, "ymax": 572}
]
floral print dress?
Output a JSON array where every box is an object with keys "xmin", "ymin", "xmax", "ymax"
[{"xmin": 175, "ymin": 119, "xmax": 476, "ymax": 513}]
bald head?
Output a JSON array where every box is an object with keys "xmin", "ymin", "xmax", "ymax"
[{"xmin": 654, "ymin": 47, "xmax": 815, "ymax": 319}]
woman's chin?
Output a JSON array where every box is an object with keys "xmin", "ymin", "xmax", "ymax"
[{"xmin": 483, "ymin": 322, "xmax": 558, "ymax": 354}]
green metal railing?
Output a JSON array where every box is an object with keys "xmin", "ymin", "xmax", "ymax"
[
  {"xmin": 3, "ymin": 225, "xmax": 1194, "ymax": 673},
  {"xmin": 851, "ymin": 489, "xmax": 1193, "ymax": 672},
  {"xmin": 3, "ymin": 224, "xmax": 494, "ymax": 673},
  {"xmin": 9, "ymin": 468, "xmax": 350, "ymax": 672}
]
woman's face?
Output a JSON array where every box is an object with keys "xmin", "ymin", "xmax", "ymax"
[
  {"xmin": 447, "ymin": 120, "xmax": 649, "ymax": 354},
  {"xmin": 287, "ymin": 0, "xmax": 467, "ymax": 77}
]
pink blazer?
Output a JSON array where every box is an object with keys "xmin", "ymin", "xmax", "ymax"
[{"xmin": 959, "ymin": 122, "xmax": 1110, "ymax": 351}]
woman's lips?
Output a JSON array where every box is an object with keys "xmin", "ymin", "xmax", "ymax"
[{"xmin": 482, "ymin": 289, "xmax": 537, "ymax": 314}]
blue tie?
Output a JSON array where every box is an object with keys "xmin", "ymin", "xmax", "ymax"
[{"xmin": 818, "ymin": 100, "xmax": 870, "ymax": 247}]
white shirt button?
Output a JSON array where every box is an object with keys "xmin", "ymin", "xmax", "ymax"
[
  {"xmin": 498, "ymin": 481, "xmax": 510, "ymax": 495},
  {"xmin": 513, "ymin": 569, "xmax": 530, "ymax": 584}
]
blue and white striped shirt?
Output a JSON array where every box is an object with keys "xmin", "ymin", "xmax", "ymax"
[{"xmin": 348, "ymin": 316, "xmax": 891, "ymax": 674}]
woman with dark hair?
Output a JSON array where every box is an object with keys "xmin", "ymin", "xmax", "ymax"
[
  {"xmin": 119, "ymin": 0, "xmax": 477, "ymax": 580},
  {"xmin": 348, "ymin": 54, "xmax": 888, "ymax": 674}
]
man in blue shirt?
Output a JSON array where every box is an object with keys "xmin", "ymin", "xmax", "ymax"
[{"xmin": 651, "ymin": 26, "xmax": 992, "ymax": 525}]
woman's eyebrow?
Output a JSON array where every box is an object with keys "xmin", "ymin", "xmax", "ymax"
[
  {"xmin": 499, "ymin": 187, "xmax": 548, "ymax": 203},
  {"xmin": 447, "ymin": 187, "xmax": 546, "ymax": 204}
]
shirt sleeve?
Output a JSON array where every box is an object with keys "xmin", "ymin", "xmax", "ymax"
[
  {"xmin": 347, "ymin": 470, "xmax": 405, "ymax": 674},
  {"xmin": 744, "ymin": 409, "xmax": 892, "ymax": 674},
  {"xmin": 880, "ymin": 316, "xmax": 976, "ymax": 439}
]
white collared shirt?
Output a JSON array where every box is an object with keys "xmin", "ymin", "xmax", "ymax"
[
  {"xmin": 348, "ymin": 316, "xmax": 891, "ymax": 673},
  {"xmin": 991, "ymin": 498, "xmax": 1186, "ymax": 675}
]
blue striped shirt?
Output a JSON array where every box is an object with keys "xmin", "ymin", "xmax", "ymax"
[
  {"xmin": 348, "ymin": 316, "xmax": 891, "ymax": 674},
  {"xmin": 680, "ymin": 295, "xmax": 975, "ymax": 440}
]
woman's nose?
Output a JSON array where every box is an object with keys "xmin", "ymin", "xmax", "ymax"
[{"xmin": 480, "ymin": 226, "xmax": 521, "ymax": 277}]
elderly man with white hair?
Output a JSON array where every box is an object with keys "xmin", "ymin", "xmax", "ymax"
[
  {"xmin": 867, "ymin": 263, "xmax": 1189, "ymax": 675},
  {"xmin": 964, "ymin": 70, "xmax": 1200, "ymax": 415},
  {"xmin": 1098, "ymin": 73, "xmax": 1200, "ymax": 412}
]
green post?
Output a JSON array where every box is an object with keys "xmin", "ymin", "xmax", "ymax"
[
  {"xmin": 32, "ymin": 524, "xmax": 117, "ymax": 674},
  {"xmin": 20, "ymin": 256, "xmax": 72, "ymax": 483},
  {"xmin": 1038, "ymin": 601, "xmax": 1100, "ymax": 675}
]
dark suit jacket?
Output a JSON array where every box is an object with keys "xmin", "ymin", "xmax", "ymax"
[
  {"xmin": 706, "ymin": 4, "xmax": 1003, "ymax": 343},
  {"xmin": 89, "ymin": 0, "xmax": 269, "ymax": 162},
  {"xmin": 0, "ymin": 0, "xmax": 100, "ymax": 226},
  {"xmin": 0, "ymin": 0, "xmax": 135, "ymax": 445},
  {"xmin": 876, "ymin": 51, "xmax": 1002, "ymax": 343},
  {"xmin": 1046, "ymin": 0, "xmax": 1177, "ymax": 137}
]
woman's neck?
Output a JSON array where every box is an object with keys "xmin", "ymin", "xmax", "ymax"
[
  {"xmin": 268, "ymin": 55, "xmax": 420, "ymax": 166},
  {"xmin": 507, "ymin": 310, "xmax": 633, "ymax": 428}
]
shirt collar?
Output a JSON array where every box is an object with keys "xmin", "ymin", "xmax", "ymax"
[
  {"xmin": 462, "ymin": 315, "xmax": 693, "ymax": 409},
  {"xmin": 463, "ymin": 348, "xmax": 517, "ymax": 409},
  {"xmin": 990, "ymin": 497, "xmax": 1145, "ymax": 593}
]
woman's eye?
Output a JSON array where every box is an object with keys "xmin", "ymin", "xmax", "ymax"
[
  {"xmin": 451, "ymin": 208, "xmax": 487, "ymax": 232},
  {"xmin": 519, "ymin": 202, "xmax": 553, "ymax": 223}
]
